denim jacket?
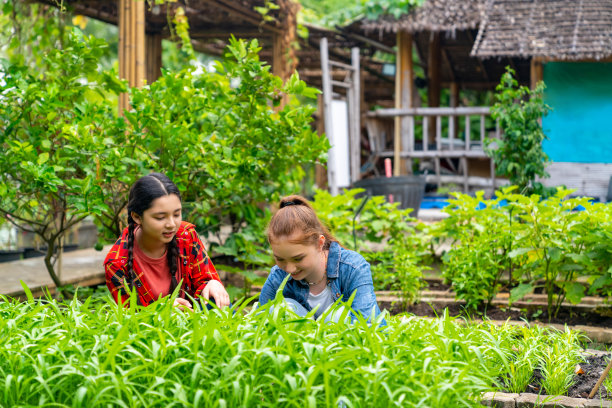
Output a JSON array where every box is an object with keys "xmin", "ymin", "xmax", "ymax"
[{"xmin": 259, "ymin": 241, "xmax": 385, "ymax": 324}]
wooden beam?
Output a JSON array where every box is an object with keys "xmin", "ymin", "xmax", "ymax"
[
  {"xmin": 441, "ymin": 48, "xmax": 456, "ymax": 82},
  {"xmin": 466, "ymin": 30, "xmax": 490, "ymax": 83},
  {"xmin": 207, "ymin": 0, "xmax": 283, "ymax": 34},
  {"xmin": 189, "ymin": 31, "xmax": 272, "ymax": 39}
]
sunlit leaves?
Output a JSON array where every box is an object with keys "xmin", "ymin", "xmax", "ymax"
[{"xmin": 1, "ymin": 292, "xmax": 583, "ymax": 407}]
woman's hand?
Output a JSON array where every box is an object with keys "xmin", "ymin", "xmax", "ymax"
[
  {"xmin": 201, "ymin": 280, "xmax": 230, "ymax": 308},
  {"xmin": 173, "ymin": 297, "xmax": 193, "ymax": 312}
]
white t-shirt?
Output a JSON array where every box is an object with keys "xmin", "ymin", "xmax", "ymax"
[{"xmin": 307, "ymin": 285, "xmax": 335, "ymax": 319}]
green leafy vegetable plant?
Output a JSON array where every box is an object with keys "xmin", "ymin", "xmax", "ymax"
[
  {"xmin": 487, "ymin": 66, "xmax": 551, "ymax": 196},
  {"xmin": 311, "ymin": 188, "xmax": 430, "ymax": 307}
]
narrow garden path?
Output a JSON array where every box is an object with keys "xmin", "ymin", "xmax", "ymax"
[{"xmin": 0, "ymin": 246, "xmax": 110, "ymax": 298}]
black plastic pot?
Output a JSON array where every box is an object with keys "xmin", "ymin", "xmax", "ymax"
[
  {"xmin": 23, "ymin": 244, "xmax": 79, "ymax": 258},
  {"xmin": 0, "ymin": 249, "xmax": 24, "ymax": 262},
  {"xmin": 353, "ymin": 175, "xmax": 426, "ymax": 216},
  {"xmin": 23, "ymin": 247, "xmax": 45, "ymax": 258}
]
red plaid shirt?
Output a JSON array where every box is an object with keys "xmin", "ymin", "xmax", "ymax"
[{"xmin": 104, "ymin": 221, "xmax": 221, "ymax": 306}]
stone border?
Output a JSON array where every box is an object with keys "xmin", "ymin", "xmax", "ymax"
[{"xmin": 480, "ymin": 392, "xmax": 612, "ymax": 408}]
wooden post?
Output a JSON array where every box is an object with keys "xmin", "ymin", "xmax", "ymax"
[
  {"xmin": 272, "ymin": 32, "xmax": 283, "ymax": 80},
  {"xmin": 118, "ymin": 0, "xmax": 146, "ymax": 114},
  {"xmin": 395, "ymin": 31, "xmax": 414, "ymax": 176},
  {"xmin": 427, "ymin": 33, "xmax": 441, "ymax": 148},
  {"xmin": 146, "ymin": 33, "xmax": 162, "ymax": 84},
  {"xmin": 320, "ymin": 38, "xmax": 338, "ymax": 195},
  {"xmin": 315, "ymin": 94, "xmax": 328, "ymax": 190},
  {"xmin": 450, "ymin": 81, "xmax": 459, "ymax": 140},
  {"xmin": 350, "ymin": 47, "xmax": 361, "ymax": 184},
  {"xmin": 530, "ymin": 57, "xmax": 544, "ymax": 90}
]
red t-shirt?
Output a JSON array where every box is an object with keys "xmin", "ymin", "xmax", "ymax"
[
  {"xmin": 132, "ymin": 239, "xmax": 172, "ymax": 298},
  {"xmin": 105, "ymin": 221, "xmax": 221, "ymax": 307}
]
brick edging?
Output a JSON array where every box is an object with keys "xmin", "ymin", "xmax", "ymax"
[{"xmin": 481, "ymin": 392, "xmax": 612, "ymax": 408}]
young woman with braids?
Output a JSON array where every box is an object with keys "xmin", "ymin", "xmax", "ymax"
[
  {"xmin": 104, "ymin": 173, "xmax": 229, "ymax": 310},
  {"xmin": 259, "ymin": 195, "xmax": 384, "ymax": 324}
]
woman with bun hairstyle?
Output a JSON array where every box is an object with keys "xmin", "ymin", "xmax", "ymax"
[
  {"xmin": 104, "ymin": 172, "xmax": 229, "ymax": 310},
  {"xmin": 259, "ymin": 195, "xmax": 384, "ymax": 323}
]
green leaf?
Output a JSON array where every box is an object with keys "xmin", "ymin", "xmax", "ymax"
[
  {"xmin": 509, "ymin": 283, "xmax": 533, "ymax": 304},
  {"xmin": 508, "ymin": 248, "xmax": 531, "ymax": 258},
  {"xmin": 37, "ymin": 152, "xmax": 49, "ymax": 165},
  {"xmin": 563, "ymin": 282, "xmax": 585, "ymax": 305}
]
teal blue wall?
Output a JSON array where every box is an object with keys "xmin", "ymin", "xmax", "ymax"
[{"xmin": 542, "ymin": 62, "xmax": 612, "ymax": 163}]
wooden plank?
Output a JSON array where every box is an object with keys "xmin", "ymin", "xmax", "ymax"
[
  {"xmin": 329, "ymin": 60, "xmax": 354, "ymax": 71},
  {"xmin": 541, "ymin": 163, "xmax": 612, "ymax": 201},
  {"xmin": 369, "ymin": 107, "xmax": 491, "ymax": 117},
  {"xmin": 425, "ymin": 174, "xmax": 505, "ymax": 188},
  {"xmin": 330, "ymin": 80, "xmax": 351, "ymax": 89},
  {"xmin": 390, "ymin": 151, "xmax": 490, "ymax": 159}
]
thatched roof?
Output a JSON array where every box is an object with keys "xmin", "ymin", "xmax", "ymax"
[
  {"xmin": 471, "ymin": 0, "xmax": 612, "ymax": 60},
  {"xmin": 360, "ymin": 0, "xmax": 485, "ymax": 34}
]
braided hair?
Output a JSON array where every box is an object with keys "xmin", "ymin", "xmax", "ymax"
[
  {"xmin": 267, "ymin": 195, "xmax": 338, "ymax": 250},
  {"xmin": 126, "ymin": 172, "xmax": 181, "ymax": 293}
]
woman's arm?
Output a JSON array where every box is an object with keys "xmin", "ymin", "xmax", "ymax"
[
  {"xmin": 259, "ymin": 267, "xmax": 284, "ymax": 306},
  {"xmin": 186, "ymin": 228, "xmax": 229, "ymax": 307},
  {"xmin": 344, "ymin": 261, "xmax": 383, "ymax": 324}
]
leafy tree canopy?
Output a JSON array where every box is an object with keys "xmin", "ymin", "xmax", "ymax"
[{"xmin": 297, "ymin": 0, "xmax": 424, "ymax": 28}]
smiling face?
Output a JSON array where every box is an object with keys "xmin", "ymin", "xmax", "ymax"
[
  {"xmin": 270, "ymin": 233, "xmax": 325, "ymax": 283},
  {"xmin": 132, "ymin": 194, "xmax": 182, "ymax": 249}
]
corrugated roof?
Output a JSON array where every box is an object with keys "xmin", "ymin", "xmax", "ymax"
[
  {"xmin": 360, "ymin": 0, "xmax": 485, "ymax": 34},
  {"xmin": 471, "ymin": 0, "xmax": 612, "ymax": 60}
]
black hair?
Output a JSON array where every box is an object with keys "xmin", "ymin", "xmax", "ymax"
[{"xmin": 126, "ymin": 172, "xmax": 181, "ymax": 293}]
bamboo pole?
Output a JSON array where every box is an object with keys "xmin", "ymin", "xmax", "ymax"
[
  {"xmin": 118, "ymin": 0, "xmax": 126, "ymax": 113},
  {"xmin": 135, "ymin": 0, "xmax": 145, "ymax": 87},
  {"xmin": 118, "ymin": 0, "xmax": 146, "ymax": 114},
  {"xmin": 589, "ymin": 358, "xmax": 612, "ymax": 399}
]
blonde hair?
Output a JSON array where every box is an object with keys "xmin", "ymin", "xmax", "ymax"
[{"xmin": 267, "ymin": 195, "xmax": 338, "ymax": 249}]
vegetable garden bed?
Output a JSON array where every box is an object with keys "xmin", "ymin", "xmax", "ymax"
[{"xmin": 2, "ymin": 287, "xmax": 612, "ymax": 407}]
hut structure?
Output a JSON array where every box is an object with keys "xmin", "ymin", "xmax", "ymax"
[
  {"xmin": 347, "ymin": 0, "xmax": 531, "ymax": 193},
  {"xmin": 349, "ymin": 0, "xmax": 612, "ymax": 199},
  {"xmin": 471, "ymin": 0, "xmax": 612, "ymax": 200}
]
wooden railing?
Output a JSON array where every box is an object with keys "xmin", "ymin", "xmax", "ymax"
[{"xmin": 366, "ymin": 107, "xmax": 501, "ymax": 192}]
